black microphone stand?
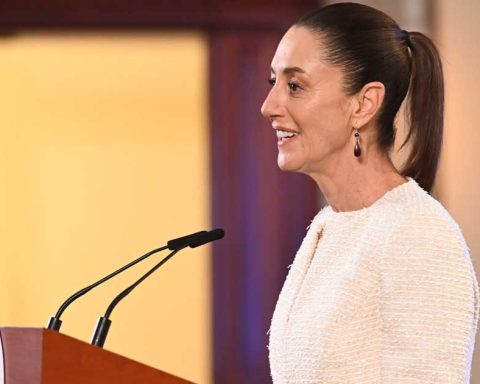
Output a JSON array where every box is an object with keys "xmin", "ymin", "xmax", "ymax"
[
  {"xmin": 91, "ymin": 228, "xmax": 224, "ymax": 348},
  {"xmin": 91, "ymin": 248, "xmax": 181, "ymax": 347},
  {"xmin": 47, "ymin": 231, "xmax": 206, "ymax": 331}
]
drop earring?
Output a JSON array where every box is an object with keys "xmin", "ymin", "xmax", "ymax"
[{"xmin": 353, "ymin": 128, "xmax": 361, "ymax": 157}]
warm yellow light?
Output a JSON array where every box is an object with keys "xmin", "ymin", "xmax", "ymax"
[{"xmin": 0, "ymin": 31, "xmax": 210, "ymax": 383}]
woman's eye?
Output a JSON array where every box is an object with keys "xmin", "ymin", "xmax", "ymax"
[
  {"xmin": 288, "ymin": 82, "xmax": 302, "ymax": 92},
  {"xmin": 268, "ymin": 78, "xmax": 276, "ymax": 86}
]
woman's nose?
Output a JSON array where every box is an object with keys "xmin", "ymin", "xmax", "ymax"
[{"xmin": 261, "ymin": 87, "xmax": 281, "ymax": 120}]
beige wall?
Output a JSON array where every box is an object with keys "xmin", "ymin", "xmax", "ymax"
[
  {"xmin": 435, "ymin": 1, "xmax": 480, "ymax": 381},
  {"xmin": 0, "ymin": 32, "xmax": 211, "ymax": 383}
]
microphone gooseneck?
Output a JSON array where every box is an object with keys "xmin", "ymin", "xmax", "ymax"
[
  {"xmin": 91, "ymin": 248, "xmax": 180, "ymax": 347},
  {"xmin": 91, "ymin": 228, "xmax": 225, "ymax": 348},
  {"xmin": 47, "ymin": 230, "xmax": 207, "ymax": 331}
]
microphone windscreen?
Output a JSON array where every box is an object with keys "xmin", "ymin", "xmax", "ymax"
[
  {"xmin": 167, "ymin": 230, "xmax": 208, "ymax": 250},
  {"xmin": 189, "ymin": 228, "xmax": 225, "ymax": 248}
]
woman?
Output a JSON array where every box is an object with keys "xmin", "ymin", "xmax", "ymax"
[{"xmin": 261, "ymin": 3, "xmax": 479, "ymax": 383}]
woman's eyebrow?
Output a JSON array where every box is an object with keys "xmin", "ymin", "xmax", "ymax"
[{"xmin": 270, "ymin": 66, "xmax": 309, "ymax": 76}]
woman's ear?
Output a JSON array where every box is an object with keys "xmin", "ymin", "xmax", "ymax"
[{"xmin": 351, "ymin": 81, "xmax": 385, "ymax": 127}]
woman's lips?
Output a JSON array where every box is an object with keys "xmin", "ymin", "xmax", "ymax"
[
  {"xmin": 275, "ymin": 128, "xmax": 300, "ymax": 146},
  {"xmin": 277, "ymin": 134, "xmax": 299, "ymax": 146}
]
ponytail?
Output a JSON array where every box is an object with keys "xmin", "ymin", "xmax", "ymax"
[{"xmin": 401, "ymin": 32, "xmax": 444, "ymax": 193}]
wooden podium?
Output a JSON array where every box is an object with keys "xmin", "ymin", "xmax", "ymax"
[{"xmin": 0, "ymin": 327, "xmax": 193, "ymax": 384}]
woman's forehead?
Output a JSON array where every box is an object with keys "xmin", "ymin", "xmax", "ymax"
[{"xmin": 270, "ymin": 26, "xmax": 329, "ymax": 75}]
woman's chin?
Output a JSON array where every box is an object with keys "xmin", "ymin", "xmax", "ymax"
[{"xmin": 277, "ymin": 155, "xmax": 301, "ymax": 172}]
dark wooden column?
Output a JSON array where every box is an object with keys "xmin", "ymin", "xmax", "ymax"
[{"xmin": 208, "ymin": 10, "xmax": 318, "ymax": 382}]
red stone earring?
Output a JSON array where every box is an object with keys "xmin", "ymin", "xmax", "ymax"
[{"xmin": 354, "ymin": 128, "xmax": 361, "ymax": 157}]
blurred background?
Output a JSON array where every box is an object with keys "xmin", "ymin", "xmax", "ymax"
[{"xmin": 0, "ymin": 0, "xmax": 479, "ymax": 383}]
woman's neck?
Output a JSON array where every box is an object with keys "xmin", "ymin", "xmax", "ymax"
[{"xmin": 309, "ymin": 150, "xmax": 407, "ymax": 213}]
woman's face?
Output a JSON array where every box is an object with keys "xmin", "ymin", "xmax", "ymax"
[{"xmin": 261, "ymin": 26, "xmax": 355, "ymax": 176}]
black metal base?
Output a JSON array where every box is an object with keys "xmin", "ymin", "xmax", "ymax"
[
  {"xmin": 47, "ymin": 317, "xmax": 62, "ymax": 331},
  {"xmin": 91, "ymin": 316, "xmax": 112, "ymax": 348}
]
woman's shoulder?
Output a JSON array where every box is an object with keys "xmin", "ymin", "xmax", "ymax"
[
  {"xmin": 380, "ymin": 178, "xmax": 467, "ymax": 251},
  {"xmin": 372, "ymin": 180, "xmax": 478, "ymax": 303}
]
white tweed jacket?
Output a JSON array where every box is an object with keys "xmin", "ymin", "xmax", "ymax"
[{"xmin": 269, "ymin": 178, "xmax": 479, "ymax": 383}]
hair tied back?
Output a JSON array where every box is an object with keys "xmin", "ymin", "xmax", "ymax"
[{"xmin": 400, "ymin": 29, "xmax": 411, "ymax": 46}]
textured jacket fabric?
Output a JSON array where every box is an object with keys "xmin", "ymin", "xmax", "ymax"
[{"xmin": 269, "ymin": 178, "xmax": 479, "ymax": 383}]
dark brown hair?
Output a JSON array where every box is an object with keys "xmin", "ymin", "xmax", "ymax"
[{"xmin": 297, "ymin": 2, "xmax": 444, "ymax": 192}]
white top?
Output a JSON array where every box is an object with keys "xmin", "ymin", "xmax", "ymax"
[{"xmin": 269, "ymin": 178, "xmax": 479, "ymax": 383}]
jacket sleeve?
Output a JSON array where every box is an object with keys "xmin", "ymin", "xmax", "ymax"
[{"xmin": 379, "ymin": 213, "xmax": 479, "ymax": 383}]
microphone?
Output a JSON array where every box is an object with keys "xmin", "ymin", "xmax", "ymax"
[
  {"xmin": 189, "ymin": 228, "xmax": 225, "ymax": 247},
  {"xmin": 91, "ymin": 228, "xmax": 224, "ymax": 348},
  {"xmin": 47, "ymin": 230, "xmax": 207, "ymax": 331}
]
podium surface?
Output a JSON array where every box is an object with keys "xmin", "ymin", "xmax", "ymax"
[{"xmin": 0, "ymin": 327, "xmax": 193, "ymax": 384}]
